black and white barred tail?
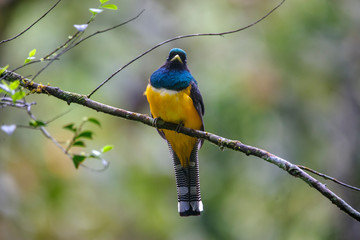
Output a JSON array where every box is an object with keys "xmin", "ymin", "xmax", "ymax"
[{"xmin": 168, "ymin": 140, "xmax": 203, "ymax": 216}]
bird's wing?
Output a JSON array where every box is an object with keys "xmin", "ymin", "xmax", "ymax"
[{"xmin": 189, "ymin": 81, "xmax": 205, "ymax": 147}]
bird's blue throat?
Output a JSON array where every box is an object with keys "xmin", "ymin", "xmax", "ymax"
[{"xmin": 150, "ymin": 67, "xmax": 197, "ymax": 91}]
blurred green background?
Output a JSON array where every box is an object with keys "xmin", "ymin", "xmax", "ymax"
[{"xmin": 1, "ymin": 0, "xmax": 360, "ymax": 239}]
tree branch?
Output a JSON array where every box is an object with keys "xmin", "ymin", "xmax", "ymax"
[
  {"xmin": 0, "ymin": 0, "xmax": 62, "ymax": 44},
  {"xmin": 2, "ymin": 69, "xmax": 359, "ymax": 221},
  {"xmin": 87, "ymin": 0, "xmax": 286, "ymax": 98},
  {"xmin": 298, "ymin": 165, "xmax": 360, "ymax": 192},
  {"xmin": 64, "ymin": 10, "xmax": 145, "ymax": 54},
  {"xmin": 29, "ymin": 9, "xmax": 144, "ymax": 82}
]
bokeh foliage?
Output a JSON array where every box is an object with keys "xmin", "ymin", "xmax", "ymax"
[{"xmin": 1, "ymin": 0, "xmax": 359, "ymax": 239}]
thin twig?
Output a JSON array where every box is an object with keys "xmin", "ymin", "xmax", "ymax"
[
  {"xmin": 42, "ymin": 30, "xmax": 82, "ymax": 61},
  {"xmin": 31, "ymin": 31, "xmax": 86, "ymax": 81},
  {"xmin": 0, "ymin": 97, "xmax": 36, "ymax": 108},
  {"xmin": 65, "ymin": 118, "xmax": 87, "ymax": 153},
  {"xmin": 9, "ymin": 58, "xmax": 59, "ymax": 74},
  {"xmin": 45, "ymin": 108, "xmax": 72, "ymax": 124},
  {"xmin": 1, "ymin": 95, "xmax": 106, "ymax": 170},
  {"xmin": 298, "ymin": 165, "xmax": 360, "ymax": 192},
  {"xmin": 0, "ymin": 96, "xmax": 69, "ymax": 156},
  {"xmin": 87, "ymin": 0, "xmax": 286, "ymax": 98},
  {"xmin": 31, "ymin": 10, "xmax": 144, "ymax": 82},
  {"xmin": 23, "ymin": 99, "xmax": 71, "ymax": 157},
  {"xmin": 41, "ymin": 5, "xmax": 98, "ymax": 60},
  {"xmin": 0, "ymin": 58, "xmax": 59, "ymax": 83},
  {"xmin": 2, "ymin": 70, "xmax": 360, "ymax": 221},
  {"xmin": 0, "ymin": 0, "xmax": 62, "ymax": 44},
  {"xmin": 81, "ymin": 160, "xmax": 110, "ymax": 172},
  {"xmin": 64, "ymin": 10, "xmax": 145, "ymax": 53}
]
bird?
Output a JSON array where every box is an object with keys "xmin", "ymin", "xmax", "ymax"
[{"xmin": 144, "ymin": 48, "xmax": 205, "ymax": 216}]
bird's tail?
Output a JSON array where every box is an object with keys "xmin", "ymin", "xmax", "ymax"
[{"xmin": 169, "ymin": 141, "xmax": 203, "ymax": 216}]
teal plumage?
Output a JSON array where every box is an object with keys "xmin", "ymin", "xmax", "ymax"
[{"xmin": 150, "ymin": 48, "xmax": 197, "ymax": 90}]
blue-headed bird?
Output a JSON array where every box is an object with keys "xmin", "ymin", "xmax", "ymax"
[{"xmin": 145, "ymin": 48, "xmax": 205, "ymax": 216}]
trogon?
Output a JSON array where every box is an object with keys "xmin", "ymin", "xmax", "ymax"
[{"xmin": 145, "ymin": 48, "xmax": 205, "ymax": 216}]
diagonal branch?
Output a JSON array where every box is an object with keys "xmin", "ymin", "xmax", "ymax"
[
  {"xmin": 298, "ymin": 165, "xmax": 360, "ymax": 192},
  {"xmin": 29, "ymin": 10, "xmax": 144, "ymax": 82},
  {"xmin": 87, "ymin": 0, "xmax": 286, "ymax": 98},
  {"xmin": 64, "ymin": 10, "xmax": 145, "ymax": 54},
  {"xmin": 0, "ymin": 0, "xmax": 62, "ymax": 44},
  {"xmin": 24, "ymin": 100, "xmax": 70, "ymax": 158},
  {"xmin": 2, "ymin": 69, "xmax": 360, "ymax": 221}
]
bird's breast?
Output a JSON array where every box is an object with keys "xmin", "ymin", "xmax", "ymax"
[
  {"xmin": 145, "ymin": 83, "xmax": 203, "ymax": 166},
  {"xmin": 145, "ymin": 84, "xmax": 202, "ymax": 130}
]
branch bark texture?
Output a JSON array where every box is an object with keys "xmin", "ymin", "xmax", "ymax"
[{"xmin": 2, "ymin": 69, "xmax": 360, "ymax": 221}]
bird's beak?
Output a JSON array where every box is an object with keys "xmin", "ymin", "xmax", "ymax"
[{"xmin": 170, "ymin": 54, "xmax": 183, "ymax": 64}]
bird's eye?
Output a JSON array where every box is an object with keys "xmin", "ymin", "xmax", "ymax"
[
  {"xmin": 178, "ymin": 52, "xmax": 186, "ymax": 62},
  {"xmin": 168, "ymin": 52, "xmax": 176, "ymax": 59}
]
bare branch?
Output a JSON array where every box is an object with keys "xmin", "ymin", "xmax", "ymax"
[
  {"xmin": 24, "ymin": 100, "xmax": 71, "ymax": 158},
  {"xmin": 64, "ymin": 10, "xmax": 145, "ymax": 53},
  {"xmin": 87, "ymin": 0, "xmax": 286, "ymax": 98},
  {"xmin": 0, "ymin": 97, "xmax": 36, "ymax": 109},
  {"xmin": 0, "ymin": 0, "xmax": 62, "ymax": 44},
  {"xmin": 9, "ymin": 58, "xmax": 59, "ymax": 74},
  {"xmin": 30, "ymin": 10, "xmax": 144, "ymax": 82},
  {"xmin": 30, "ymin": 31, "xmax": 86, "ymax": 81},
  {"xmin": 45, "ymin": 109, "xmax": 72, "ymax": 124},
  {"xmin": 0, "ymin": 96, "xmax": 71, "ymax": 157},
  {"xmin": 0, "ymin": 96, "xmax": 106, "ymax": 170},
  {"xmin": 2, "ymin": 69, "xmax": 359, "ymax": 221},
  {"xmin": 298, "ymin": 165, "xmax": 360, "ymax": 192}
]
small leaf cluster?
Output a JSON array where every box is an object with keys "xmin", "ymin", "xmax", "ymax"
[
  {"xmin": 63, "ymin": 117, "xmax": 113, "ymax": 169},
  {"xmin": 90, "ymin": 0, "xmax": 118, "ymax": 15},
  {"xmin": 29, "ymin": 119, "xmax": 46, "ymax": 128},
  {"xmin": 24, "ymin": 49, "xmax": 36, "ymax": 64},
  {"xmin": 0, "ymin": 66, "xmax": 26, "ymax": 103},
  {"xmin": 1, "ymin": 119, "xmax": 47, "ymax": 136},
  {"xmin": 75, "ymin": 0, "xmax": 118, "ymax": 32}
]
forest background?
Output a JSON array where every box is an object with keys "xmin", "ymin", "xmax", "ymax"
[{"xmin": 0, "ymin": 0, "xmax": 359, "ymax": 239}]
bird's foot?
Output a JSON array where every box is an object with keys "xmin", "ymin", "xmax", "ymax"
[
  {"xmin": 175, "ymin": 122, "xmax": 184, "ymax": 133},
  {"xmin": 153, "ymin": 117, "xmax": 162, "ymax": 128}
]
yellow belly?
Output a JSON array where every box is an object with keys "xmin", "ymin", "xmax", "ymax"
[{"xmin": 145, "ymin": 84, "xmax": 203, "ymax": 167}]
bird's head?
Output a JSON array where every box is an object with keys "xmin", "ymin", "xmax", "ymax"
[
  {"xmin": 166, "ymin": 48, "xmax": 187, "ymax": 69},
  {"xmin": 150, "ymin": 48, "xmax": 195, "ymax": 90}
]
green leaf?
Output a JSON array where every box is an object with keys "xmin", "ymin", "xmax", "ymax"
[
  {"xmin": 99, "ymin": 0, "xmax": 110, "ymax": 4},
  {"xmin": 28, "ymin": 49, "xmax": 36, "ymax": 58},
  {"xmin": 63, "ymin": 123, "xmax": 76, "ymax": 132},
  {"xmin": 29, "ymin": 119, "xmax": 46, "ymax": 127},
  {"xmin": 101, "ymin": 145, "xmax": 113, "ymax": 153},
  {"xmin": 76, "ymin": 130, "xmax": 93, "ymax": 140},
  {"xmin": 11, "ymin": 90, "xmax": 26, "ymax": 102},
  {"xmin": 9, "ymin": 80, "xmax": 20, "ymax": 91},
  {"xmin": 101, "ymin": 4, "xmax": 117, "ymax": 10},
  {"xmin": 72, "ymin": 154, "xmax": 86, "ymax": 169},
  {"xmin": 73, "ymin": 141, "xmax": 86, "ymax": 147},
  {"xmin": 87, "ymin": 117, "xmax": 101, "ymax": 127},
  {"xmin": 0, "ymin": 65, "xmax": 9, "ymax": 76},
  {"xmin": 24, "ymin": 58, "xmax": 31, "ymax": 64}
]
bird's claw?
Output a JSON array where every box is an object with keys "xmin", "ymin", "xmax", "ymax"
[
  {"xmin": 153, "ymin": 117, "xmax": 161, "ymax": 128},
  {"xmin": 175, "ymin": 122, "xmax": 184, "ymax": 133}
]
